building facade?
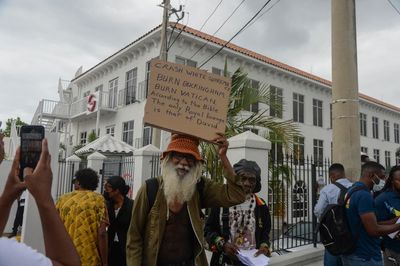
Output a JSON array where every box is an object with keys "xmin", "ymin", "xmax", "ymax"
[{"xmin": 32, "ymin": 23, "xmax": 400, "ymax": 168}]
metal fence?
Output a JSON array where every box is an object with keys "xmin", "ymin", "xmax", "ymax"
[
  {"xmin": 101, "ymin": 156, "xmax": 135, "ymax": 196},
  {"xmin": 267, "ymin": 155, "xmax": 330, "ymax": 253},
  {"xmin": 56, "ymin": 159, "xmax": 87, "ymax": 200}
]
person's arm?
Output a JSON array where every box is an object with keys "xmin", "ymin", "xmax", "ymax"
[
  {"xmin": 0, "ymin": 149, "xmax": 25, "ymax": 234},
  {"xmin": 98, "ymin": 216, "xmax": 108, "ymax": 266},
  {"xmin": 360, "ymin": 212, "xmax": 400, "ymax": 236},
  {"xmin": 24, "ymin": 139, "xmax": 81, "ymax": 266},
  {"xmin": 313, "ymin": 188, "xmax": 329, "ymax": 220},
  {"xmin": 255, "ymin": 204, "xmax": 272, "ymax": 257},
  {"xmin": 202, "ymin": 135, "xmax": 245, "ymax": 208},
  {"xmin": 126, "ymin": 184, "xmax": 148, "ymax": 266}
]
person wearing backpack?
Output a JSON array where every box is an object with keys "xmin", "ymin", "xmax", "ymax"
[
  {"xmin": 375, "ymin": 165, "xmax": 400, "ymax": 265},
  {"xmin": 126, "ymin": 134, "xmax": 246, "ymax": 266},
  {"xmin": 314, "ymin": 163, "xmax": 352, "ymax": 266},
  {"xmin": 341, "ymin": 161, "xmax": 400, "ymax": 266},
  {"xmin": 204, "ymin": 159, "xmax": 271, "ymax": 265}
]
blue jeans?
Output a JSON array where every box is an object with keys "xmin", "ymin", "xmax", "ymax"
[
  {"xmin": 324, "ymin": 250, "xmax": 343, "ymax": 266},
  {"xmin": 341, "ymin": 254, "xmax": 383, "ymax": 266}
]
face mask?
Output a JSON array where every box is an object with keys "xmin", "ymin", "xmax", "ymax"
[{"xmin": 373, "ymin": 177, "xmax": 385, "ymax": 192}]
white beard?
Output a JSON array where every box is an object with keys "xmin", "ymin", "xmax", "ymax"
[{"xmin": 161, "ymin": 158, "xmax": 202, "ymax": 205}]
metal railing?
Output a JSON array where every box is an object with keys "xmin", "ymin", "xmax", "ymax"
[
  {"xmin": 31, "ymin": 99, "xmax": 70, "ymax": 125},
  {"xmin": 267, "ymin": 154, "xmax": 330, "ymax": 252}
]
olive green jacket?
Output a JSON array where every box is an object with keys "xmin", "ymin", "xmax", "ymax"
[{"xmin": 126, "ymin": 174, "xmax": 245, "ymax": 266}]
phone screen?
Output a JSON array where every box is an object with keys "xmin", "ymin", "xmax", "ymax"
[{"xmin": 20, "ymin": 126, "xmax": 44, "ymax": 178}]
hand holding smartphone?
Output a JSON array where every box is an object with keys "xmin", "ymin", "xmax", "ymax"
[{"xmin": 20, "ymin": 125, "xmax": 45, "ymax": 180}]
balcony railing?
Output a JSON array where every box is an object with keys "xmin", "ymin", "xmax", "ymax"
[
  {"xmin": 70, "ymin": 91, "xmax": 117, "ymax": 117},
  {"xmin": 31, "ymin": 99, "xmax": 70, "ymax": 125}
]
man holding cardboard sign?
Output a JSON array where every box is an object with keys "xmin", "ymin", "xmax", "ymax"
[
  {"xmin": 144, "ymin": 59, "xmax": 231, "ymax": 142},
  {"xmin": 126, "ymin": 133, "xmax": 246, "ymax": 266}
]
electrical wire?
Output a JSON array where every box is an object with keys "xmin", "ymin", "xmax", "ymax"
[
  {"xmin": 244, "ymin": 0, "xmax": 281, "ymax": 30},
  {"xmin": 189, "ymin": 0, "xmax": 246, "ymax": 60},
  {"xmin": 387, "ymin": 0, "xmax": 400, "ymax": 15},
  {"xmin": 168, "ymin": 12, "xmax": 190, "ymax": 50},
  {"xmin": 199, "ymin": 0, "xmax": 273, "ymax": 68},
  {"xmin": 199, "ymin": 0, "xmax": 224, "ymax": 31}
]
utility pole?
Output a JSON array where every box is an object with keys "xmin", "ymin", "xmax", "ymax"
[
  {"xmin": 151, "ymin": 0, "xmax": 170, "ymax": 148},
  {"xmin": 331, "ymin": 0, "xmax": 361, "ymax": 181}
]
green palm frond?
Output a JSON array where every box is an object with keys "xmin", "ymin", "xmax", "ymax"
[{"xmin": 201, "ymin": 67, "xmax": 302, "ymax": 180}]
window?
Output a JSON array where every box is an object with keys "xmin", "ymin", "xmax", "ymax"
[
  {"xmin": 270, "ymin": 132, "xmax": 283, "ymax": 161},
  {"xmin": 125, "ymin": 68, "xmax": 138, "ymax": 105},
  {"xmin": 372, "ymin": 116, "xmax": 379, "ymax": 139},
  {"xmin": 313, "ymin": 139, "xmax": 323, "ymax": 166},
  {"xmin": 394, "ymin": 123, "xmax": 399, "ymax": 144},
  {"xmin": 385, "ymin": 151, "xmax": 391, "ymax": 168},
  {"xmin": 80, "ymin": 131, "xmax": 87, "ymax": 145},
  {"xmin": 293, "ymin": 93, "xmax": 304, "ymax": 123},
  {"xmin": 122, "ymin": 120, "xmax": 134, "ymax": 146},
  {"xmin": 313, "ymin": 99, "xmax": 323, "ymax": 127},
  {"xmin": 329, "ymin": 103, "xmax": 332, "ymax": 128},
  {"xmin": 384, "ymin": 120, "xmax": 390, "ymax": 141},
  {"xmin": 175, "ymin": 56, "xmax": 197, "ymax": 67},
  {"xmin": 69, "ymin": 135, "xmax": 73, "ymax": 146},
  {"xmin": 106, "ymin": 125, "xmax": 115, "ymax": 137},
  {"xmin": 244, "ymin": 79, "xmax": 260, "ymax": 113},
  {"xmin": 360, "ymin": 113, "xmax": 367, "ymax": 137},
  {"xmin": 269, "ymin": 86, "xmax": 283, "ymax": 118},
  {"xmin": 293, "ymin": 136, "xmax": 305, "ymax": 165},
  {"xmin": 142, "ymin": 126, "xmax": 153, "ymax": 146},
  {"xmin": 145, "ymin": 61, "xmax": 151, "ymax": 98},
  {"xmin": 95, "ymin": 85, "xmax": 103, "ymax": 92},
  {"xmin": 212, "ymin": 67, "xmax": 222, "ymax": 76},
  {"xmin": 108, "ymin": 78, "xmax": 118, "ymax": 108},
  {"xmin": 83, "ymin": 90, "xmax": 90, "ymax": 97},
  {"xmin": 373, "ymin": 149, "xmax": 380, "ymax": 163},
  {"xmin": 361, "ymin": 146, "xmax": 368, "ymax": 155}
]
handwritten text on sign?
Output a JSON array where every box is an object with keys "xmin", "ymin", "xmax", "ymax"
[{"xmin": 144, "ymin": 59, "xmax": 231, "ymax": 141}]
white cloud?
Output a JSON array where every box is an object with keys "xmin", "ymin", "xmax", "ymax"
[{"xmin": 1, "ymin": 0, "xmax": 400, "ymax": 127}]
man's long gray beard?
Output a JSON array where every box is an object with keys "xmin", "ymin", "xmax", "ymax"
[{"xmin": 161, "ymin": 158, "xmax": 202, "ymax": 205}]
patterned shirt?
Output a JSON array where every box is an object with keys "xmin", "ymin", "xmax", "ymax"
[{"xmin": 56, "ymin": 190, "xmax": 109, "ymax": 266}]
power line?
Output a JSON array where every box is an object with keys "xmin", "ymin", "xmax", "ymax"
[
  {"xmin": 189, "ymin": 0, "xmax": 246, "ymax": 60},
  {"xmin": 168, "ymin": 12, "xmax": 190, "ymax": 50},
  {"xmin": 244, "ymin": 0, "xmax": 281, "ymax": 30},
  {"xmin": 199, "ymin": 0, "xmax": 273, "ymax": 68},
  {"xmin": 387, "ymin": 0, "xmax": 400, "ymax": 15},
  {"xmin": 199, "ymin": 0, "xmax": 224, "ymax": 31}
]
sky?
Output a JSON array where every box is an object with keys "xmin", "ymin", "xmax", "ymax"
[{"xmin": 1, "ymin": 0, "xmax": 400, "ymax": 128}]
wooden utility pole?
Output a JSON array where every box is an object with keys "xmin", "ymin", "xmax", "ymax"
[
  {"xmin": 151, "ymin": 0, "xmax": 170, "ymax": 148},
  {"xmin": 331, "ymin": 0, "xmax": 361, "ymax": 181}
]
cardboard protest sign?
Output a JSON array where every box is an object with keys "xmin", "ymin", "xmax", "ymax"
[{"xmin": 144, "ymin": 59, "xmax": 231, "ymax": 142}]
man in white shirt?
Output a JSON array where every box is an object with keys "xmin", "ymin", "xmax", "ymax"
[
  {"xmin": 314, "ymin": 163, "xmax": 352, "ymax": 266},
  {"xmin": 0, "ymin": 136, "xmax": 80, "ymax": 266}
]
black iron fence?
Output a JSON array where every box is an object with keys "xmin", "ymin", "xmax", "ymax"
[
  {"xmin": 56, "ymin": 159, "xmax": 87, "ymax": 200},
  {"xmin": 267, "ymin": 155, "xmax": 330, "ymax": 253},
  {"xmin": 101, "ymin": 156, "xmax": 135, "ymax": 196}
]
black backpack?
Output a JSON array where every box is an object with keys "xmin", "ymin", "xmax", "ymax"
[{"xmin": 318, "ymin": 183, "xmax": 364, "ymax": 256}]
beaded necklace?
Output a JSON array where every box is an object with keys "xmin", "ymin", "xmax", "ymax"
[{"xmin": 229, "ymin": 194, "xmax": 256, "ymax": 249}]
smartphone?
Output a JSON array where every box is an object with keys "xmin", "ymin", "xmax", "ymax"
[{"xmin": 20, "ymin": 125, "xmax": 45, "ymax": 179}]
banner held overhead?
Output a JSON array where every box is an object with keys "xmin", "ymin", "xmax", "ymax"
[{"xmin": 144, "ymin": 59, "xmax": 231, "ymax": 142}]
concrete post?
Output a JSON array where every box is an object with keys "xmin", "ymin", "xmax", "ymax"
[
  {"xmin": 331, "ymin": 0, "xmax": 360, "ymax": 181},
  {"xmin": 132, "ymin": 144, "xmax": 162, "ymax": 199},
  {"xmin": 87, "ymin": 151, "xmax": 107, "ymax": 193},
  {"xmin": 227, "ymin": 131, "xmax": 271, "ymax": 201}
]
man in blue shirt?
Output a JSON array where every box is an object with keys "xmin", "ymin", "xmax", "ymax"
[
  {"xmin": 341, "ymin": 162, "xmax": 400, "ymax": 266},
  {"xmin": 375, "ymin": 165, "xmax": 400, "ymax": 265},
  {"xmin": 314, "ymin": 163, "xmax": 352, "ymax": 266}
]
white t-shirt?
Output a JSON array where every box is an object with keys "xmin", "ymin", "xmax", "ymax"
[{"xmin": 0, "ymin": 237, "xmax": 52, "ymax": 266}]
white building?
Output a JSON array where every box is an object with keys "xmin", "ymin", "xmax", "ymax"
[{"xmin": 32, "ymin": 23, "xmax": 400, "ymax": 167}]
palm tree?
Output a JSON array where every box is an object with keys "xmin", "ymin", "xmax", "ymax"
[{"xmin": 201, "ymin": 67, "xmax": 301, "ymax": 182}]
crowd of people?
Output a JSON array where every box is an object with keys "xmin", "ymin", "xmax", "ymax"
[
  {"xmin": 1, "ymin": 130, "xmax": 399, "ymax": 266},
  {"xmin": 0, "ymin": 133, "xmax": 272, "ymax": 266},
  {"xmin": 314, "ymin": 159, "xmax": 400, "ymax": 266}
]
